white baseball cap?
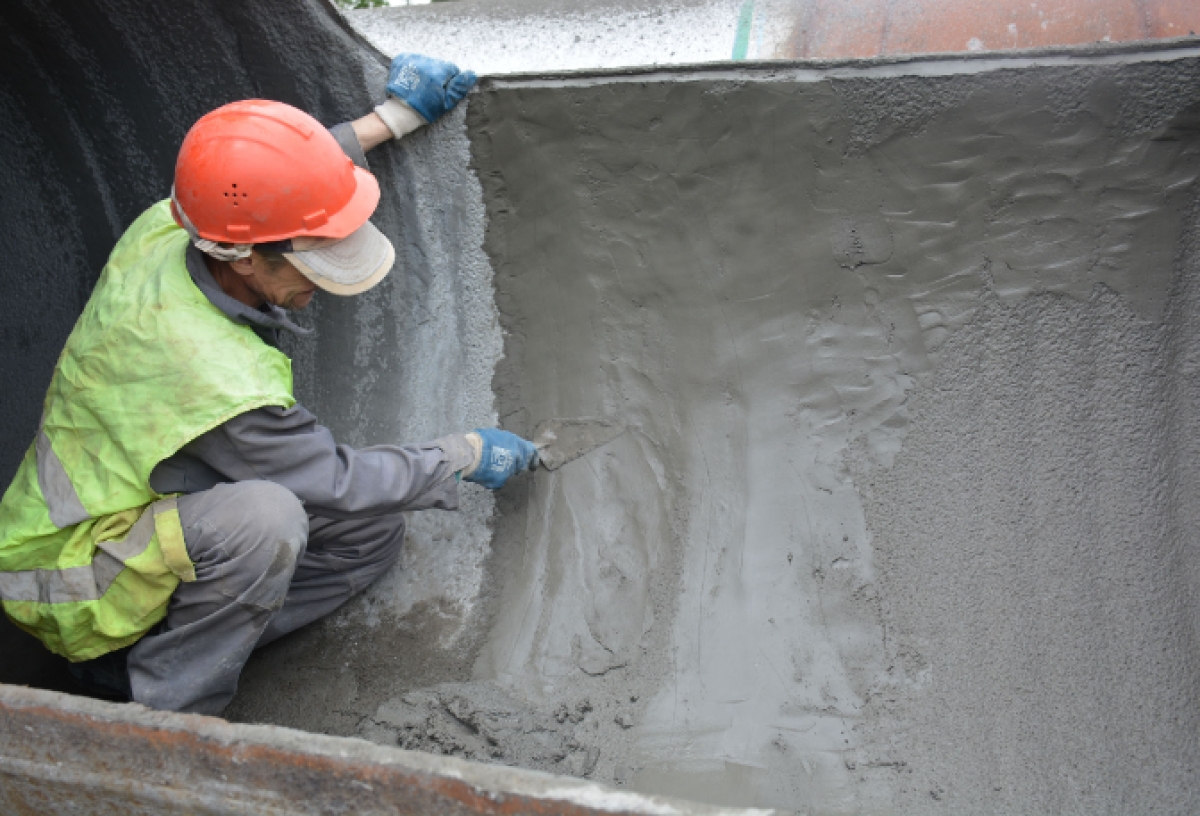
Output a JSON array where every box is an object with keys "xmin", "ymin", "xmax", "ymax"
[{"xmin": 279, "ymin": 220, "xmax": 396, "ymax": 296}]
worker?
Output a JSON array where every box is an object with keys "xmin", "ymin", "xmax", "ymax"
[{"xmin": 0, "ymin": 54, "xmax": 537, "ymax": 715}]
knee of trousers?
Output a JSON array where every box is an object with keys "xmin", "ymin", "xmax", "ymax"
[{"xmin": 177, "ymin": 481, "xmax": 309, "ymax": 611}]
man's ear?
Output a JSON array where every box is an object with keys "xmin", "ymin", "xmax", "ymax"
[{"xmin": 229, "ymin": 254, "xmax": 257, "ymax": 277}]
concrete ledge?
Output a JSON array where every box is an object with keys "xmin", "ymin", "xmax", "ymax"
[
  {"xmin": 478, "ymin": 34, "xmax": 1200, "ymax": 86},
  {"xmin": 0, "ymin": 684, "xmax": 781, "ymax": 816}
]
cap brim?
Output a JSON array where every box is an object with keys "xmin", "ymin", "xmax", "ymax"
[{"xmin": 284, "ymin": 220, "xmax": 395, "ymax": 296}]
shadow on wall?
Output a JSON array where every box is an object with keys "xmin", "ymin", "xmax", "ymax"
[{"xmin": 0, "ymin": 0, "xmax": 391, "ymax": 693}]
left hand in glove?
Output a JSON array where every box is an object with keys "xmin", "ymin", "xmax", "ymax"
[
  {"xmin": 384, "ymin": 53, "xmax": 477, "ymax": 125},
  {"xmin": 462, "ymin": 428, "xmax": 536, "ymax": 490}
]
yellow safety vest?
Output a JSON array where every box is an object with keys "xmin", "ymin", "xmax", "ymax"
[{"xmin": 0, "ymin": 200, "xmax": 295, "ymax": 661}]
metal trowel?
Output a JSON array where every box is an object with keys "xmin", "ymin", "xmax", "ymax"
[{"xmin": 528, "ymin": 417, "xmax": 625, "ymax": 471}]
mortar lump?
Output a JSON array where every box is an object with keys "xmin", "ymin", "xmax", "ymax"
[{"xmin": 361, "ymin": 682, "xmax": 604, "ymax": 778}]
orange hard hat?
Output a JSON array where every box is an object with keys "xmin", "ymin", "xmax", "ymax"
[{"xmin": 171, "ymin": 99, "xmax": 380, "ymax": 244}]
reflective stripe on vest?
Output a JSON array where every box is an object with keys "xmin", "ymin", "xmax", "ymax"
[
  {"xmin": 0, "ymin": 498, "xmax": 178, "ymax": 603},
  {"xmin": 36, "ymin": 424, "xmax": 91, "ymax": 529},
  {"xmin": 0, "ymin": 201, "xmax": 292, "ymax": 661}
]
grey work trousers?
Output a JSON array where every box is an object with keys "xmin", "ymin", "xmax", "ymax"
[{"xmin": 125, "ymin": 480, "xmax": 403, "ymax": 715}]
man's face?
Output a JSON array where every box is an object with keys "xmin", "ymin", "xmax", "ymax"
[{"xmin": 244, "ymin": 253, "xmax": 318, "ymax": 310}]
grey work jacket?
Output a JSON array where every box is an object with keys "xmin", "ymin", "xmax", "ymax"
[{"xmin": 148, "ymin": 123, "xmax": 474, "ymax": 519}]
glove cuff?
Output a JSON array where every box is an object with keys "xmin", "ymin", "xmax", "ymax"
[
  {"xmin": 374, "ymin": 97, "xmax": 427, "ymax": 139},
  {"xmin": 430, "ymin": 433, "xmax": 478, "ymax": 476},
  {"xmin": 461, "ymin": 431, "xmax": 484, "ymax": 478}
]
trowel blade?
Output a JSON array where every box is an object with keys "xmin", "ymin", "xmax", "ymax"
[{"xmin": 532, "ymin": 417, "xmax": 625, "ymax": 471}]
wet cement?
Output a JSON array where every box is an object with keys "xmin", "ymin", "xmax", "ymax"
[
  {"xmin": 455, "ymin": 47, "xmax": 1200, "ymax": 812},
  {"xmin": 3, "ymin": 2, "xmax": 1200, "ymax": 813}
]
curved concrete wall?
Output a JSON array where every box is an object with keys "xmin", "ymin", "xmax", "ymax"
[{"xmin": 2, "ymin": 1, "xmax": 1199, "ymax": 814}]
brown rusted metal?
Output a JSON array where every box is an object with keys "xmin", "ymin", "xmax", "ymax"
[
  {"xmin": 778, "ymin": 0, "xmax": 1200, "ymax": 60},
  {"xmin": 0, "ymin": 685, "xmax": 776, "ymax": 816}
]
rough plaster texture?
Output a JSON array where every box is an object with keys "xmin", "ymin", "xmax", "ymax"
[
  {"xmin": 452, "ymin": 49, "xmax": 1200, "ymax": 812},
  {"xmin": 351, "ymin": 0, "xmax": 796, "ymax": 74}
]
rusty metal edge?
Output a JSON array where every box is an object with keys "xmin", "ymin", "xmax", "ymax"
[{"xmin": 0, "ymin": 684, "xmax": 784, "ymax": 816}]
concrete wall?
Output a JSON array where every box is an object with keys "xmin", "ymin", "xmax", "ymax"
[{"xmin": 449, "ymin": 48, "xmax": 1200, "ymax": 812}]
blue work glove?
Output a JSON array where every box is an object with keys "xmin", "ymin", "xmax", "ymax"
[
  {"xmin": 385, "ymin": 53, "xmax": 477, "ymax": 124},
  {"xmin": 464, "ymin": 429, "xmax": 537, "ymax": 490}
]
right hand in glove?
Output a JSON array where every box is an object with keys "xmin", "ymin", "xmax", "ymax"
[
  {"xmin": 462, "ymin": 429, "xmax": 536, "ymax": 490},
  {"xmin": 384, "ymin": 53, "xmax": 477, "ymax": 125}
]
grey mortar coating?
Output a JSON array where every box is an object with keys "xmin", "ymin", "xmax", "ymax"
[
  {"xmin": 2, "ymin": 2, "xmax": 1199, "ymax": 813},
  {"xmin": 437, "ymin": 44, "xmax": 1199, "ymax": 812}
]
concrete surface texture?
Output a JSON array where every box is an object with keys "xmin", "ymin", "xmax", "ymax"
[
  {"xmin": 350, "ymin": 0, "xmax": 1200, "ymax": 73},
  {"xmin": 353, "ymin": 0, "xmax": 771, "ymax": 72},
  {"xmin": 450, "ymin": 46, "xmax": 1200, "ymax": 812}
]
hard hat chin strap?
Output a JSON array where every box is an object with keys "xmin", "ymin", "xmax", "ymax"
[{"xmin": 171, "ymin": 186, "xmax": 253, "ymax": 262}]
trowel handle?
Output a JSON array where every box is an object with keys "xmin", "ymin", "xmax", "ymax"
[{"xmin": 529, "ymin": 448, "xmax": 542, "ymax": 471}]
